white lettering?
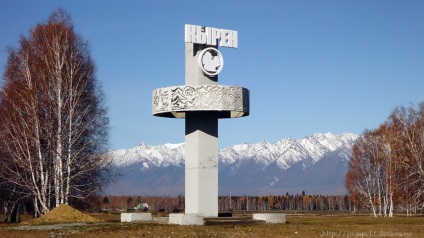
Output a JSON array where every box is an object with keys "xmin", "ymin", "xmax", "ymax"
[
  {"xmin": 185, "ymin": 24, "xmax": 238, "ymax": 48},
  {"xmin": 185, "ymin": 24, "xmax": 197, "ymax": 43},
  {"xmin": 210, "ymin": 27, "xmax": 221, "ymax": 46},
  {"xmin": 220, "ymin": 29, "xmax": 230, "ymax": 47},
  {"xmin": 196, "ymin": 27, "xmax": 207, "ymax": 44},
  {"xmin": 205, "ymin": 27, "xmax": 213, "ymax": 45},
  {"xmin": 231, "ymin": 31, "xmax": 238, "ymax": 48},
  {"xmin": 220, "ymin": 29, "xmax": 238, "ymax": 48}
]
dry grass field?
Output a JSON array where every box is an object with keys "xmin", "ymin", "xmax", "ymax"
[{"xmin": 0, "ymin": 212, "xmax": 423, "ymax": 238}]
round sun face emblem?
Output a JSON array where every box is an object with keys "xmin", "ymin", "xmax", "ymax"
[{"xmin": 198, "ymin": 47, "xmax": 224, "ymax": 76}]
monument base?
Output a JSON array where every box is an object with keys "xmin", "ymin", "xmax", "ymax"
[
  {"xmin": 121, "ymin": 213, "xmax": 152, "ymax": 222},
  {"xmin": 252, "ymin": 213, "xmax": 286, "ymax": 224},
  {"xmin": 168, "ymin": 213, "xmax": 204, "ymax": 225}
]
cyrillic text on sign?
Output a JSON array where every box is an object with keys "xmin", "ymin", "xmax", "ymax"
[{"xmin": 185, "ymin": 24, "xmax": 238, "ymax": 48}]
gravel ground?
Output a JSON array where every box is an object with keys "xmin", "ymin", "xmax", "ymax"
[{"xmin": 3, "ymin": 222, "xmax": 92, "ymax": 230}]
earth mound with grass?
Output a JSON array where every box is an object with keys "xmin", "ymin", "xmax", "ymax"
[{"xmin": 22, "ymin": 204, "xmax": 104, "ymax": 225}]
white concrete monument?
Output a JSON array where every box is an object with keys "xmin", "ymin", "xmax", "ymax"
[{"xmin": 153, "ymin": 24, "xmax": 249, "ymax": 222}]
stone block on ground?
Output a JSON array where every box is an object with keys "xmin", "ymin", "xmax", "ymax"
[
  {"xmin": 169, "ymin": 213, "xmax": 204, "ymax": 225},
  {"xmin": 121, "ymin": 213, "xmax": 152, "ymax": 222},
  {"xmin": 252, "ymin": 213, "xmax": 286, "ymax": 224}
]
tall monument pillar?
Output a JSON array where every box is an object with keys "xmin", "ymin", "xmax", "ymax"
[
  {"xmin": 184, "ymin": 42, "xmax": 219, "ymax": 217},
  {"xmin": 153, "ymin": 24, "xmax": 249, "ymax": 221}
]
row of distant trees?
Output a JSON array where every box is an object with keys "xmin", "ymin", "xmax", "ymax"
[
  {"xmin": 0, "ymin": 9, "xmax": 112, "ymax": 221},
  {"xmin": 101, "ymin": 195, "xmax": 184, "ymax": 212},
  {"xmin": 346, "ymin": 103, "xmax": 424, "ymax": 217},
  {"xmin": 99, "ymin": 193, "xmax": 372, "ymax": 213}
]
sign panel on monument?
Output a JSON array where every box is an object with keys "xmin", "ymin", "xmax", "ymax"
[{"xmin": 184, "ymin": 24, "xmax": 238, "ymax": 48}]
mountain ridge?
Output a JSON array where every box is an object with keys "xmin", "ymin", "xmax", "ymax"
[{"xmin": 106, "ymin": 132, "xmax": 358, "ymax": 196}]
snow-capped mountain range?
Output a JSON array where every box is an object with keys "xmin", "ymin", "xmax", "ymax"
[{"xmin": 105, "ymin": 132, "xmax": 359, "ymax": 196}]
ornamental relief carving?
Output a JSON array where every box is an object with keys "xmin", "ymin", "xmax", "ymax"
[
  {"xmin": 171, "ymin": 86, "xmax": 242, "ymax": 110},
  {"xmin": 153, "ymin": 85, "xmax": 249, "ymax": 115},
  {"xmin": 152, "ymin": 88, "xmax": 169, "ymax": 113}
]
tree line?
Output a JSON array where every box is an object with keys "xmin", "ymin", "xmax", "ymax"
[
  {"xmin": 99, "ymin": 193, "xmax": 364, "ymax": 213},
  {"xmin": 346, "ymin": 103, "xmax": 424, "ymax": 217},
  {"xmin": 0, "ymin": 9, "xmax": 111, "ymax": 221}
]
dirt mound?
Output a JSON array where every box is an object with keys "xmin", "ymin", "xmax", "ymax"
[{"xmin": 22, "ymin": 204, "xmax": 104, "ymax": 225}]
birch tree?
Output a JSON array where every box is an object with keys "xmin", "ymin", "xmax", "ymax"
[
  {"xmin": 345, "ymin": 126, "xmax": 396, "ymax": 217},
  {"xmin": 0, "ymin": 9, "xmax": 110, "ymax": 216},
  {"xmin": 346, "ymin": 102, "xmax": 424, "ymax": 216},
  {"xmin": 389, "ymin": 104, "xmax": 424, "ymax": 210},
  {"xmin": 0, "ymin": 39, "xmax": 51, "ymax": 215}
]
